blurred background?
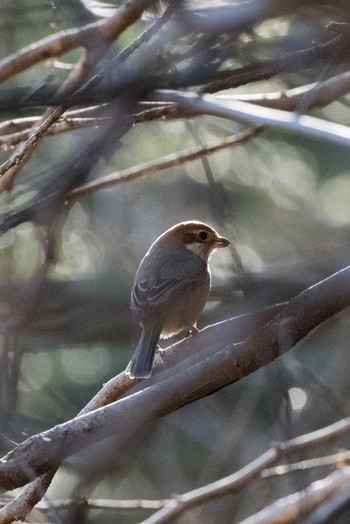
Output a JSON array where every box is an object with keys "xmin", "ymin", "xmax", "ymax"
[{"xmin": 2, "ymin": 0, "xmax": 350, "ymax": 522}]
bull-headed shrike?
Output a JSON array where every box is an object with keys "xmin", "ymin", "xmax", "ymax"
[{"xmin": 126, "ymin": 221, "xmax": 230, "ymax": 379}]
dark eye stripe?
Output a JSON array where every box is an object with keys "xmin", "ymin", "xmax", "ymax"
[
  {"xmin": 182, "ymin": 230, "xmax": 210, "ymax": 244},
  {"xmin": 182, "ymin": 232, "xmax": 197, "ymax": 244}
]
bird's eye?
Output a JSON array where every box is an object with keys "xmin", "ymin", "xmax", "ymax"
[{"xmin": 197, "ymin": 231, "xmax": 208, "ymax": 241}]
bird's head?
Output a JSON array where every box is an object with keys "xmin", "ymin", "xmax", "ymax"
[{"xmin": 162, "ymin": 221, "xmax": 230, "ymax": 261}]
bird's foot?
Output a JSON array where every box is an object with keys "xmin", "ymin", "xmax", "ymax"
[
  {"xmin": 157, "ymin": 345, "xmax": 165, "ymax": 361},
  {"xmin": 185, "ymin": 326, "xmax": 199, "ymax": 338}
]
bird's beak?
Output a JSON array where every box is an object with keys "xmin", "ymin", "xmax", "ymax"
[{"xmin": 214, "ymin": 236, "xmax": 231, "ymax": 248}]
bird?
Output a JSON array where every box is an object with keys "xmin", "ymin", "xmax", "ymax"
[{"xmin": 126, "ymin": 221, "xmax": 230, "ymax": 379}]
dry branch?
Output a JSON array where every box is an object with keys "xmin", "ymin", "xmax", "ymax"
[
  {"xmin": 0, "ymin": 0, "xmax": 156, "ymax": 189},
  {"xmin": 2, "ymin": 66, "xmax": 350, "ymax": 148},
  {"xmin": 1, "ymin": 3, "xmax": 350, "ymax": 522},
  {"xmin": 0, "ymin": 265, "xmax": 349, "ymax": 493},
  {"xmin": 0, "ymin": 358, "xmax": 135, "ymax": 524},
  {"xmin": 239, "ymin": 467, "xmax": 350, "ymax": 524},
  {"xmin": 67, "ymin": 126, "xmax": 262, "ymax": 199},
  {"xmin": 141, "ymin": 429, "xmax": 350, "ymax": 524},
  {"xmin": 0, "ymin": 304, "xmax": 283, "ymax": 523},
  {"xmin": 155, "ymin": 90, "xmax": 350, "ymax": 147},
  {"xmin": 0, "ymin": 0, "xmax": 155, "ymax": 84},
  {"xmin": 0, "ymin": 117, "xmax": 107, "ymax": 146}
]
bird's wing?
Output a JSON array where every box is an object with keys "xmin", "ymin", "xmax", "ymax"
[{"xmin": 130, "ymin": 277, "xmax": 204, "ymax": 322}]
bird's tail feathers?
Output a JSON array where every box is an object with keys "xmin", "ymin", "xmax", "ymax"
[{"xmin": 126, "ymin": 325, "xmax": 161, "ymax": 379}]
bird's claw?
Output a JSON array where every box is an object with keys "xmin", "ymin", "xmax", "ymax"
[
  {"xmin": 157, "ymin": 345, "xmax": 165, "ymax": 361},
  {"xmin": 186, "ymin": 326, "xmax": 199, "ymax": 338}
]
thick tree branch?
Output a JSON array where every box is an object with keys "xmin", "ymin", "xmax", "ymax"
[
  {"xmin": 0, "ymin": 266, "xmax": 348, "ymax": 493},
  {"xmin": 0, "ymin": 349, "xmax": 136, "ymax": 523},
  {"xmin": 300, "ymin": 486, "xmax": 350, "ymax": 524},
  {"xmin": 2, "ymin": 66, "xmax": 350, "ymax": 148},
  {"xmin": 0, "ymin": 304, "xmax": 284, "ymax": 524},
  {"xmin": 155, "ymin": 90, "xmax": 350, "ymax": 147}
]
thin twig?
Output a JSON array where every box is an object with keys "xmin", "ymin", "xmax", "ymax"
[
  {"xmin": 238, "ymin": 467, "xmax": 350, "ymax": 524},
  {"xmin": 117, "ymin": 0, "xmax": 179, "ymax": 63},
  {"xmin": 261, "ymin": 451, "xmax": 350, "ymax": 478},
  {"xmin": 67, "ymin": 126, "xmax": 262, "ymax": 199},
  {"xmin": 0, "ymin": 107, "xmax": 63, "ymax": 188},
  {"xmin": 0, "ymin": 0, "xmax": 156, "ymax": 84},
  {"xmin": 0, "ymin": 117, "xmax": 109, "ymax": 147},
  {"xmin": 0, "ymin": 496, "xmax": 170, "ymax": 513},
  {"xmin": 140, "ymin": 430, "xmax": 350, "ymax": 524},
  {"xmin": 0, "ymin": 0, "xmax": 157, "ymax": 189}
]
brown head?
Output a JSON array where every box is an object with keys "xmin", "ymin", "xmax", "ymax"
[{"xmin": 159, "ymin": 221, "xmax": 230, "ymax": 261}]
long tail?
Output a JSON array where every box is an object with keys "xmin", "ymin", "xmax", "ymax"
[{"xmin": 126, "ymin": 325, "xmax": 161, "ymax": 379}]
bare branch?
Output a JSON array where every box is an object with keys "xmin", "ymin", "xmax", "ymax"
[
  {"xmin": 0, "ymin": 117, "xmax": 108, "ymax": 147},
  {"xmin": 200, "ymin": 30, "xmax": 349, "ymax": 94},
  {"xmin": 0, "ymin": 0, "xmax": 157, "ymax": 190},
  {"xmin": 238, "ymin": 467, "xmax": 350, "ymax": 524},
  {"xmin": 0, "ymin": 0, "xmax": 156, "ymax": 84},
  {"xmin": 218, "ymin": 71, "xmax": 350, "ymax": 113},
  {"xmin": 0, "ymin": 305, "xmax": 284, "ymax": 523},
  {"xmin": 155, "ymin": 90, "xmax": 350, "ymax": 147},
  {"xmin": 261, "ymin": 451, "xmax": 350, "ymax": 478},
  {"xmin": 67, "ymin": 126, "xmax": 263, "ymax": 199},
  {"xmin": 0, "ymin": 495, "xmax": 169, "ymax": 522},
  {"xmin": 140, "ymin": 441, "xmax": 350, "ymax": 524},
  {"xmin": 2, "ymin": 66, "xmax": 350, "ymax": 147},
  {"xmin": 4, "ymin": 68, "xmax": 350, "ymax": 192},
  {"xmin": 300, "ymin": 486, "xmax": 350, "ymax": 524},
  {"xmin": 0, "ymin": 107, "xmax": 64, "ymax": 190},
  {"xmin": 0, "ymin": 356, "xmax": 136, "ymax": 523},
  {"xmin": 0, "ymin": 266, "xmax": 349, "ymax": 493},
  {"xmin": 24, "ymin": 496, "xmax": 169, "ymax": 512},
  {"xmin": 117, "ymin": 0, "xmax": 179, "ymax": 63}
]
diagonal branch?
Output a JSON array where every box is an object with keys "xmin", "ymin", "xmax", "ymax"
[
  {"xmin": 0, "ymin": 265, "xmax": 349, "ymax": 493},
  {"xmin": 154, "ymin": 90, "xmax": 350, "ymax": 148},
  {"xmin": 140, "ymin": 431, "xmax": 350, "ymax": 524},
  {"xmin": 0, "ymin": 0, "xmax": 158, "ymax": 190},
  {"xmin": 0, "ymin": 367, "xmax": 135, "ymax": 523},
  {"xmin": 238, "ymin": 467, "xmax": 350, "ymax": 524},
  {"xmin": 67, "ymin": 126, "xmax": 263, "ymax": 199},
  {"xmin": 2, "ymin": 67, "xmax": 350, "ymax": 149},
  {"xmin": 0, "ymin": 0, "xmax": 156, "ymax": 84}
]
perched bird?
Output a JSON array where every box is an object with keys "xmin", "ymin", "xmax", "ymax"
[{"xmin": 126, "ymin": 221, "xmax": 230, "ymax": 379}]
